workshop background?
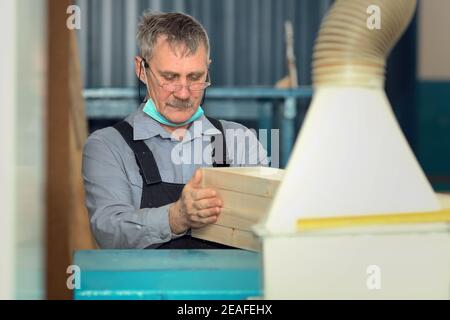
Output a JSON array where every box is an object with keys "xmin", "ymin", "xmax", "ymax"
[{"xmin": 1, "ymin": 0, "xmax": 449, "ymax": 300}]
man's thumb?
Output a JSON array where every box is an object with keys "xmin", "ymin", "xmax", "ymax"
[{"xmin": 192, "ymin": 169, "xmax": 202, "ymax": 186}]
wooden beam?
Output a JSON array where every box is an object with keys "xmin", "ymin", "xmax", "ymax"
[
  {"xmin": 46, "ymin": 0, "xmax": 95, "ymax": 300},
  {"xmin": 68, "ymin": 28, "xmax": 96, "ymax": 251},
  {"xmin": 46, "ymin": 0, "xmax": 72, "ymax": 300}
]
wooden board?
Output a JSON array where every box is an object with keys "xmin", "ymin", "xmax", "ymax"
[
  {"xmin": 201, "ymin": 167, "xmax": 283, "ymax": 198},
  {"xmin": 68, "ymin": 30, "xmax": 97, "ymax": 252},
  {"xmin": 46, "ymin": 2, "xmax": 96, "ymax": 300},
  {"xmin": 215, "ymin": 209, "xmax": 255, "ymax": 231},
  {"xmin": 46, "ymin": 0, "xmax": 72, "ymax": 300},
  {"xmin": 193, "ymin": 224, "xmax": 261, "ymax": 252},
  {"xmin": 192, "ymin": 167, "xmax": 284, "ymax": 250},
  {"xmin": 215, "ymin": 189, "xmax": 274, "ymax": 222}
]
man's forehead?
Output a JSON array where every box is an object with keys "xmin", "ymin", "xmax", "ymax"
[
  {"xmin": 154, "ymin": 35, "xmax": 206, "ymax": 59},
  {"xmin": 150, "ymin": 37, "xmax": 209, "ymax": 74}
]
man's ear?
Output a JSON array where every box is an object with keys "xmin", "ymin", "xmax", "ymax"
[
  {"xmin": 134, "ymin": 56, "xmax": 146, "ymax": 83},
  {"xmin": 207, "ymin": 59, "xmax": 212, "ymax": 68}
]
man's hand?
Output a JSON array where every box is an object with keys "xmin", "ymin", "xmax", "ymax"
[{"xmin": 169, "ymin": 170, "xmax": 223, "ymax": 234}]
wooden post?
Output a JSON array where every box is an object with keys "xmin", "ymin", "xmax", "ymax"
[
  {"xmin": 68, "ymin": 28, "xmax": 96, "ymax": 252},
  {"xmin": 46, "ymin": 0, "xmax": 94, "ymax": 300},
  {"xmin": 285, "ymin": 21, "xmax": 298, "ymax": 88}
]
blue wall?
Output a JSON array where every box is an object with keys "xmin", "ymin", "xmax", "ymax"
[{"xmin": 417, "ymin": 81, "xmax": 450, "ymax": 191}]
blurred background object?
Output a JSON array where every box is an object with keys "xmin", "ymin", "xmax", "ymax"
[
  {"xmin": 416, "ymin": 0, "xmax": 450, "ymax": 191},
  {"xmin": 0, "ymin": 0, "xmax": 47, "ymax": 299}
]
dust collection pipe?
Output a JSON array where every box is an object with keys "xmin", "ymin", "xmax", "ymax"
[{"xmin": 312, "ymin": 0, "xmax": 417, "ymax": 87}]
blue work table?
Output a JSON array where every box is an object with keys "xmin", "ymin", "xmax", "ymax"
[{"xmin": 74, "ymin": 249, "xmax": 262, "ymax": 300}]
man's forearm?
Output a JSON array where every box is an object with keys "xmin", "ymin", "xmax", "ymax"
[{"xmin": 90, "ymin": 204, "xmax": 177, "ymax": 249}]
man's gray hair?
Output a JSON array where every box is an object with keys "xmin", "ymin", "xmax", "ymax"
[{"xmin": 137, "ymin": 11, "xmax": 210, "ymax": 61}]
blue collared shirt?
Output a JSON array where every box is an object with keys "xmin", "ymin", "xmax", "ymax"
[{"xmin": 82, "ymin": 105, "xmax": 268, "ymax": 248}]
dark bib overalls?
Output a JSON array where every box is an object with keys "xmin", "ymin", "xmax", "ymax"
[{"xmin": 113, "ymin": 117, "xmax": 234, "ymax": 249}]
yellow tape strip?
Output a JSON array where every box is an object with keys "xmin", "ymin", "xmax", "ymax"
[{"xmin": 296, "ymin": 209, "xmax": 450, "ymax": 232}]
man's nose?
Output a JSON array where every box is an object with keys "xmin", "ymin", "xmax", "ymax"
[{"xmin": 173, "ymin": 84, "xmax": 191, "ymax": 100}]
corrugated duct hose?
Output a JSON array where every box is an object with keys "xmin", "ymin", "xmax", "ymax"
[{"xmin": 312, "ymin": 0, "xmax": 417, "ymax": 88}]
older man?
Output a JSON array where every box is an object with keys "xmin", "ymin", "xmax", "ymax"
[{"xmin": 82, "ymin": 12, "xmax": 268, "ymax": 249}]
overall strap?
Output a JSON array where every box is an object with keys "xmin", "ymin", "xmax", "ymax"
[
  {"xmin": 114, "ymin": 119, "xmax": 236, "ymax": 249},
  {"xmin": 113, "ymin": 121, "xmax": 162, "ymax": 185},
  {"xmin": 206, "ymin": 116, "xmax": 230, "ymax": 167}
]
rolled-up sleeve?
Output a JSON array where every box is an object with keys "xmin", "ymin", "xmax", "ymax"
[{"xmin": 82, "ymin": 135, "xmax": 179, "ymax": 249}]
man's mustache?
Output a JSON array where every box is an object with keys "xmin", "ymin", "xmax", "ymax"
[{"xmin": 166, "ymin": 99, "xmax": 194, "ymax": 109}]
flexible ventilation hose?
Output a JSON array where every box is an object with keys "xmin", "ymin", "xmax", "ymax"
[{"xmin": 312, "ymin": 0, "xmax": 417, "ymax": 87}]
